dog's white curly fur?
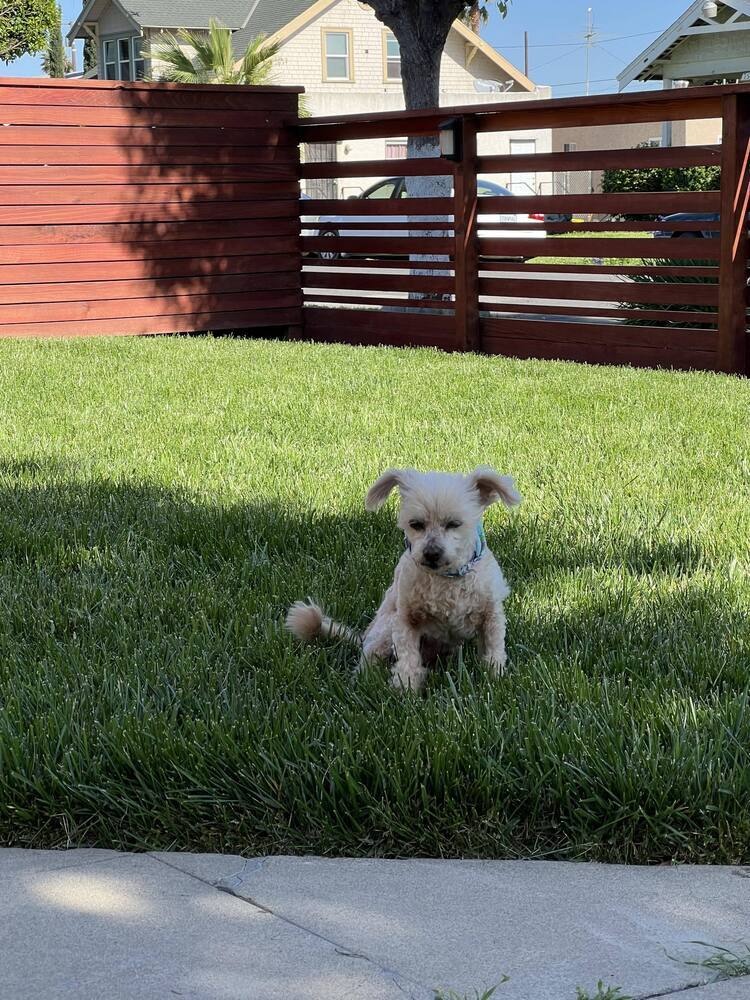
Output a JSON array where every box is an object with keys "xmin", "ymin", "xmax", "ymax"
[{"xmin": 286, "ymin": 466, "xmax": 521, "ymax": 693}]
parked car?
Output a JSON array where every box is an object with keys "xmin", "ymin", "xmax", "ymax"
[
  {"xmin": 655, "ymin": 212, "xmax": 719, "ymax": 239},
  {"xmin": 300, "ymin": 191, "xmax": 317, "ymax": 255},
  {"xmin": 315, "ymin": 176, "xmax": 546, "ymax": 260}
]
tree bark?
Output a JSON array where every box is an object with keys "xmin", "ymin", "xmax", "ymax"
[{"xmin": 364, "ymin": 2, "xmax": 466, "ymax": 302}]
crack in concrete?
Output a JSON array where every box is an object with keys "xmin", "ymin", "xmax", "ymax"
[
  {"xmin": 147, "ymin": 854, "xmax": 432, "ymax": 999},
  {"xmin": 637, "ymin": 970, "xmax": 750, "ymax": 998},
  {"xmin": 636, "ymin": 981, "xmax": 710, "ymax": 998}
]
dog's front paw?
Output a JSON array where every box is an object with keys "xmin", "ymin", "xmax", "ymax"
[
  {"xmin": 484, "ymin": 654, "xmax": 507, "ymax": 678},
  {"xmin": 390, "ymin": 662, "xmax": 428, "ymax": 693}
]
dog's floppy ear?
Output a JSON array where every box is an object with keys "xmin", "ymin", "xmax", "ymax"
[
  {"xmin": 468, "ymin": 466, "xmax": 522, "ymax": 509},
  {"xmin": 365, "ymin": 469, "xmax": 408, "ymax": 511}
]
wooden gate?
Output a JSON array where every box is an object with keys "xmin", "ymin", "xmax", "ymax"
[{"xmin": 297, "ymin": 84, "xmax": 750, "ymax": 375}]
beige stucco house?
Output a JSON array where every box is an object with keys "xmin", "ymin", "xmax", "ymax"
[{"xmin": 68, "ymin": 0, "xmax": 554, "ymax": 198}]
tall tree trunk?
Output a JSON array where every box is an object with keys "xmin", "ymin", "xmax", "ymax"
[
  {"xmin": 364, "ymin": 2, "xmax": 465, "ymax": 302},
  {"xmin": 400, "ymin": 35, "xmax": 452, "ymax": 300}
]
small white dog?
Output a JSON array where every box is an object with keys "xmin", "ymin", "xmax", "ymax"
[{"xmin": 286, "ymin": 466, "xmax": 522, "ymax": 692}]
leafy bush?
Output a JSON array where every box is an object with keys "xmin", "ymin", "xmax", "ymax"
[
  {"xmin": 625, "ymin": 258, "xmax": 718, "ymax": 327},
  {"xmin": 602, "ymin": 164, "xmax": 721, "ymax": 194},
  {"xmin": 602, "ymin": 146, "xmax": 720, "ymax": 195}
]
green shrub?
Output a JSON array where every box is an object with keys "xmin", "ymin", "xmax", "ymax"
[{"xmin": 602, "ymin": 149, "xmax": 720, "ymax": 195}]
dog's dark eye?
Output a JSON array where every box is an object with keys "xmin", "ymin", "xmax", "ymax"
[
  {"xmin": 409, "ymin": 520, "xmax": 425, "ymax": 531},
  {"xmin": 446, "ymin": 520, "xmax": 462, "ymax": 530}
]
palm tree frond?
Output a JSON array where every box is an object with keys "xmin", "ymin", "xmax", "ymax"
[{"xmin": 146, "ymin": 21, "xmax": 284, "ymax": 86}]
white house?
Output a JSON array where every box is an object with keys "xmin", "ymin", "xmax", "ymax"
[{"xmin": 68, "ymin": 0, "xmax": 554, "ymax": 197}]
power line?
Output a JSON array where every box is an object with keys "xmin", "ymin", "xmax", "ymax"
[
  {"xmin": 531, "ymin": 44, "xmax": 585, "ymax": 73},
  {"xmin": 497, "ymin": 28, "xmax": 663, "ymax": 50},
  {"xmin": 594, "ymin": 42, "xmax": 628, "ymax": 64}
]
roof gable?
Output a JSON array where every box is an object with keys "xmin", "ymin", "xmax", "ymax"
[{"xmin": 618, "ymin": 0, "xmax": 750, "ymax": 88}]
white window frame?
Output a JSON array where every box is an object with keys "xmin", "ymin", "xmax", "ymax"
[
  {"xmin": 322, "ymin": 28, "xmax": 353, "ymax": 82},
  {"xmin": 383, "ymin": 30, "xmax": 401, "ymax": 81},
  {"xmin": 101, "ymin": 33, "xmax": 145, "ymax": 81}
]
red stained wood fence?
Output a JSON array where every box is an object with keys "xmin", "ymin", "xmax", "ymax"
[
  {"xmin": 0, "ymin": 78, "xmax": 747, "ymax": 375},
  {"xmin": 297, "ymin": 83, "xmax": 750, "ymax": 375},
  {"xmin": 0, "ymin": 78, "xmax": 302, "ymax": 339}
]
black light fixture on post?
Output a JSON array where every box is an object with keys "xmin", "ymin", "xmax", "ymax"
[{"xmin": 438, "ymin": 118, "xmax": 462, "ymax": 162}]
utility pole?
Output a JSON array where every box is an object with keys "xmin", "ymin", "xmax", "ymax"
[
  {"xmin": 524, "ymin": 31, "xmax": 529, "ymax": 78},
  {"xmin": 584, "ymin": 7, "xmax": 595, "ymax": 97}
]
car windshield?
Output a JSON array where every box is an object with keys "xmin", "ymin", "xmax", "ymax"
[{"xmin": 394, "ymin": 178, "xmax": 512, "ymax": 198}]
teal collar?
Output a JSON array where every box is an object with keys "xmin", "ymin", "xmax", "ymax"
[{"xmin": 404, "ymin": 523, "xmax": 486, "ymax": 578}]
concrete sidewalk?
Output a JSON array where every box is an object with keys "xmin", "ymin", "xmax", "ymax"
[{"xmin": 2, "ymin": 850, "xmax": 749, "ymax": 1000}]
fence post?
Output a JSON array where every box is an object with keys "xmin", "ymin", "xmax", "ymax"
[
  {"xmin": 454, "ymin": 115, "xmax": 480, "ymax": 352},
  {"xmin": 716, "ymin": 93, "xmax": 750, "ymax": 375}
]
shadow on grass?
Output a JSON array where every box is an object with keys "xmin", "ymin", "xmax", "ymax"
[{"xmin": 0, "ymin": 464, "xmax": 748, "ymax": 860}]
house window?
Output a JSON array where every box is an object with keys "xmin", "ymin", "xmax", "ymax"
[
  {"xmin": 384, "ymin": 31, "xmax": 401, "ymax": 80},
  {"xmin": 323, "ymin": 30, "xmax": 352, "ymax": 80},
  {"xmin": 386, "ymin": 141, "xmax": 407, "ymax": 159},
  {"xmin": 102, "ymin": 34, "xmax": 145, "ymax": 80}
]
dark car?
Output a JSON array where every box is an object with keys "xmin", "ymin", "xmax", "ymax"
[{"xmin": 655, "ymin": 212, "xmax": 719, "ymax": 239}]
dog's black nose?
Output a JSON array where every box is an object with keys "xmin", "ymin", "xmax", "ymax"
[{"xmin": 422, "ymin": 546, "xmax": 443, "ymax": 568}]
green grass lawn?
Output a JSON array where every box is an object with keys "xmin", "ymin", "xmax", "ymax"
[
  {"xmin": 1, "ymin": 336, "xmax": 749, "ymax": 862},
  {"xmin": 530, "ymin": 230, "xmax": 653, "ymax": 266}
]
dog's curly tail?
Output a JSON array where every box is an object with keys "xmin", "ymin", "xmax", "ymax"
[{"xmin": 285, "ymin": 601, "xmax": 361, "ymax": 647}]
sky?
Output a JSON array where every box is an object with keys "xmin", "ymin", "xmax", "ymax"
[{"xmin": 3, "ymin": 0, "xmax": 691, "ymax": 92}]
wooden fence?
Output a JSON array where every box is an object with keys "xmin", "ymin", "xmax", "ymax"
[
  {"xmin": 0, "ymin": 78, "xmax": 302, "ymax": 338},
  {"xmin": 298, "ymin": 83, "xmax": 750, "ymax": 375}
]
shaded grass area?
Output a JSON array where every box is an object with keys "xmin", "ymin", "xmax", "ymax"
[{"xmin": 0, "ymin": 337, "xmax": 749, "ymax": 861}]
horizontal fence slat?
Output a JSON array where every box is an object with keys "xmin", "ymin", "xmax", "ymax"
[
  {"xmin": 0, "ymin": 76, "xmax": 302, "ymax": 93},
  {"xmin": 479, "ymin": 192, "xmax": 721, "ymax": 214},
  {"xmin": 480, "ymin": 237, "xmax": 719, "ymax": 259},
  {"xmin": 302, "ymin": 304, "xmax": 455, "ymax": 348},
  {"xmin": 0, "ymin": 126, "xmax": 295, "ymax": 147},
  {"xmin": 300, "ymin": 158, "xmax": 452, "ymax": 179},
  {"xmin": 0, "ymin": 184, "xmax": 298, "ymax": 207},
  {"xmin": 478, "ymin": 301, "xmax": 719, "ymax": 326},
  {"xmin": 0, "ymin": 289, "xmax": 302, "ymax": 324},
  {"xmin": 0, "ymin": 219, "xmax": 300, "ymax": 247},
  {"xmin": 0, "ymin": 253, "xmax": 300, "ymax": 285},
  {"xmin": 304, "ymin": 271, "xmax": 453, "ymax": 293},
  {"xmin": 0, "ymin": 165, "xmax": 297, "ymax": 184},
  {"xmin": 0, "ymin": 85, "xmax": 297, "ymax": 112},
  {"xmin": 478, "ymin": 276, "xmax": 719, "ymax": 306},
  {"xmin": 478, "ymin": 143, "xmax": 722, "ymax": 174},
  {"xmin": 0, "ymin": 106, "xmax": 293, "ymax": 128},
  {"xmin": 0, "ymin": 145, "xmax": 297, "ymax": 166},
  {"xmin": 0, "ymin": 237, "xmax": 300, "ymax": 265},
  {"xmin": 0, "ymin": 271, "xmax": 300, "ymax": 304},
  {"xmin": 0, "ymin": 306, "xmax": 301, "ymax": 339},
  {"xmin": 304, "ymin": 293, "xmax": 453, "ymax": 311},
  {"xmin": 480, "ymin": 315, "xmax": 716, "ymax": 351},
  {"xmin": 480, "ymin": 331, "xmax": 717, "ymax": 370},
  {"xmin": 302, "ymin": 236, "xmax": 453, "ymax": 255},
  {"xmin": 479, "ymin": 261, "xmax": 719, "ymax": 276},
  {"xmin": 0, "ymin": 202, "xmax": 301, "ymax": 226},
  {"xmin": 305, "ymin": 197, "xmax": 453, "ymax": 216}
]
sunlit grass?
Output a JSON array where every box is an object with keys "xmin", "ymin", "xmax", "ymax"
[
  {"xmin": 0, "ymin": 335, "xmax": 748, "ymax": 861},
  {"xmin": 530, "ymin": 229, "xmax": 653, "ymax": 266}
]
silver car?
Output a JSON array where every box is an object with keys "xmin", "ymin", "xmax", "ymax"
[{"xmin": 315, "ymin": 176, "xmax": 546, "ymax": 260}]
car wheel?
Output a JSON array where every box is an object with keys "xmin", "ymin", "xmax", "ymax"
[
  {"xmin": 671, "ymin": 232, "xmax": 703, "ymax": 239},
  {"xmin": 317, "ymin": 228, "xmax": 341, "ymax": 261}
]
